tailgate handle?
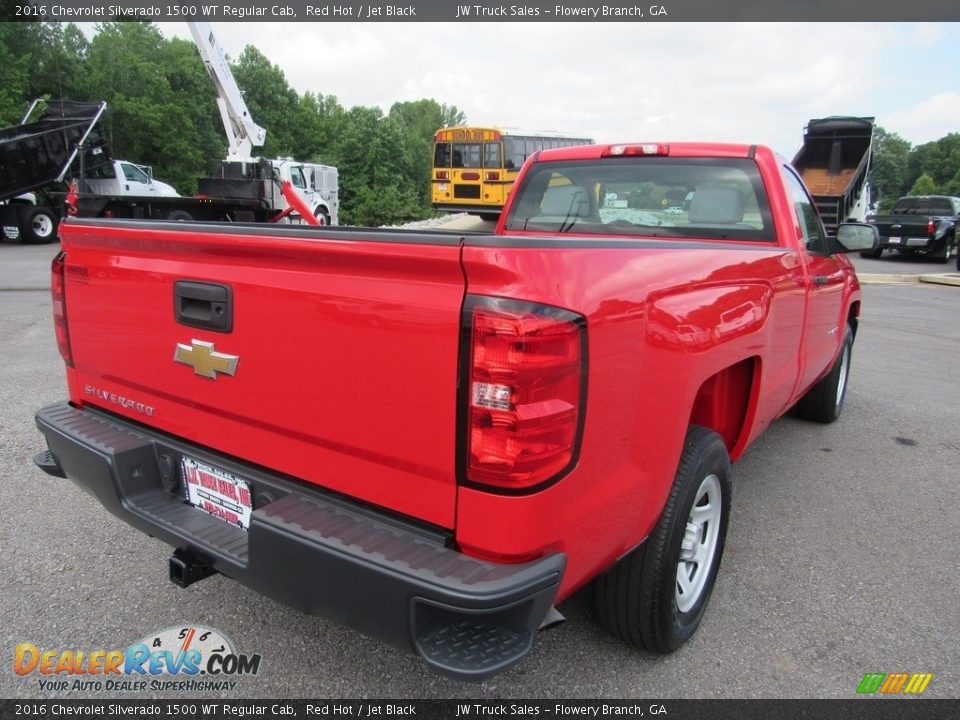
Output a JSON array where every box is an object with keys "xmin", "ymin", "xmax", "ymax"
[{"xmin": 174, "ymin": 281, "xmax": 233, "ymax": 332}]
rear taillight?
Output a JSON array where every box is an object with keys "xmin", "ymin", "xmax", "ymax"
[
  {"xmin": 51, "ymin": 252, "xmax": 73, "ymax": 367},
  {"xmin": 485, "ymin": 171, "xmax": 500, "ymax": 182},
  {"xmin": 462, "ymin": 296, "xmax": 586, "ymax": 492},
  {"xmin": 927, "ymin": 220, "xmax": 936, "ymax": 236},
  {"xmin": 436, "ymin": 170, "xmax": 449, "ymax": 181}
]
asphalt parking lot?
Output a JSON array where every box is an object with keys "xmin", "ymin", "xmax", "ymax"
[{"xmin": 0, "ymin": 238, "xmax": 957, "ymax": 700}]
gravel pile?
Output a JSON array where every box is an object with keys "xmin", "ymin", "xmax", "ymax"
[{"xmin": 387, "ymin": 213, "xmax": 470, "ymax": 229}]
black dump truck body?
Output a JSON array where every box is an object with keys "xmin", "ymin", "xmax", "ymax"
[
  {"xmin": 792, "ymin": 117, "xmax": 874, "ymax": 237},
  {"xmin": 0, "ymin": 101, "xmax": 111, "ymax": 244}
]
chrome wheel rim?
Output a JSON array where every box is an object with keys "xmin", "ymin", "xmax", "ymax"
[
  {"xmin": 33, "ymin": 214, "xmax": 54, "ymax": 238},
  {"xmin": 676, "ymin": 473, "xmax": 722, "ymax": 613}
]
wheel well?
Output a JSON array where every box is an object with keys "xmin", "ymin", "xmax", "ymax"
[
  {"xmin": 689, "ymin": 357, "xmax": 757, "ymax": 454},
  {"xmin": 847, "ymin": 301, "xmax": 860, "ymax": 339}
]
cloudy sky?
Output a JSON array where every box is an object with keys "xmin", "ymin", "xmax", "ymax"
[{"xmin": 149, "ymin": 21, "xmax": 958, "ymax": 157}]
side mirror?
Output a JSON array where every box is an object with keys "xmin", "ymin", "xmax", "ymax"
[{"xmin": 833, "ymin": 222, "xmax": 879, "ymax": 254}]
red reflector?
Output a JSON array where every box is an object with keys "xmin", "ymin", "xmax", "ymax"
[
  {"xmin": 463, "ymin": 296, "xmax": 585, "ymax": 491},
  {"xmin": 601, "ymin": 143, "xmax": 669, "ymax": 157},
  {"xmin": 51, "ymin": 252, "xmax": 74, "ymax": 368},
  {"xmin": 485, "ymin": 171, "xmax": 500, "ymax": 181},
  {"xmin": 436, "ymin": 170, "xmax": 449, "ymax": 181},
  {"xmin": 461, "ymin": 172, "xmax": 481, "ymax": 181}
]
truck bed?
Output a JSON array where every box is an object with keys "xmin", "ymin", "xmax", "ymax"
[{"xmin": 798, "ymin": 167, "xmax": 856, "ymax": 196}]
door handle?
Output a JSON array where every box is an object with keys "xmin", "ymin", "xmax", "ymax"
[{"xmin": 174, "ymin": 281, "xmax": 233, "ymax": 332}]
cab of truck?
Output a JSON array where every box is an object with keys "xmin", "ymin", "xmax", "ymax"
[{"xmin": 83, "ymin": 160, "xmax": 180, "ymax": 198}]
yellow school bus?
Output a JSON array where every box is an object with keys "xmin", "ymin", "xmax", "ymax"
[{"xmin": 431, "ymin": 127, "xmax": 593, "ymax": 219}]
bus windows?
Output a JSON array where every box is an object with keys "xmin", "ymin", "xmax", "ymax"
[
  {"xmin": 434, "ymin": 142, "xmax": 451, "ymax": 167},
  {"xmin": 452, "ymin": 143, "xmax": 482, "ymax": 168},
  {"xmin": 484, "ymin": 142, "xmax": 502, "ymax": 169},
  {"xmin": 504, "ymin": 137, "xmax": 526, "ymax": 170}
]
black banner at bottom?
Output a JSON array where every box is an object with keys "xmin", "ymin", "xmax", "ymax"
[{"xmin": 1, "ymin": 699, "xmax": 958, "ymax": 720}]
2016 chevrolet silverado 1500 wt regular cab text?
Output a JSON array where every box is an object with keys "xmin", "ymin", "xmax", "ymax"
[{"xmin": 34, "ymin": 142, "xmax": 877, "ymax": 680}]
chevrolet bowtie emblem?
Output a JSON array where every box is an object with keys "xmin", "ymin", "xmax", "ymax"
[{"xmin": 174, "ymin": 340, "xmax": 239, "ymax": 379}]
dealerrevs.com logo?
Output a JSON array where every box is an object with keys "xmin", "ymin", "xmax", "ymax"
[{"xmin": 14, "ymin": 625, "xmax": 261, "ymax": 692}]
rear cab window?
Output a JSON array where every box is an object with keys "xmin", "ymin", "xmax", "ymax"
[{"xmin": 502, "ymin": 157, "xmax": 774, "ymax": 242}]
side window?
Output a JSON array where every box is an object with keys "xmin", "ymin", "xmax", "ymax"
[
  {"xmin": 783, "ymin": 167, "xmax": 827, "ymax": 254},
  {"xmin": 122, "ymin": 164, "xmax": 149, "ymax": 183},
  {"xmin": 88, "ymin": 164, "xmax": 116, "ymax": 180},
  {"xmin": 290, "ymin": 167, "xmax": 306, "ymax": 189}
]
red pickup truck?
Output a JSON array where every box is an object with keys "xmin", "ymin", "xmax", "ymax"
[{"xmin": 34, "ymin": 142, "xmax": 877, "ymax": 680}]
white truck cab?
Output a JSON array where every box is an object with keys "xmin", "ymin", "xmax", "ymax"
[
  {"xmin": 274, "ymin": 158, "xmax": 338, "ymax": 226},
  {"xmin": 84, "ymin": 160, "xmax": 180, "ymax": 198}
]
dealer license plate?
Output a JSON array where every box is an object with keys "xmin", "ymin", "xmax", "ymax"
[{"xmin": 181, "ymin": 457, "xmax": 253, "ymax": 530}]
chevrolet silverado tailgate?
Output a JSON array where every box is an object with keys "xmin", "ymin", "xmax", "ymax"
[{"xmin": 58, "ymin": 219, "xmax": 465, "ymax": 529}]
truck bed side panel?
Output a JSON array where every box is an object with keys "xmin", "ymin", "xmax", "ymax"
[{"xmin": 456, "ymin": 238, "xmax": 807, "ymax": 597}]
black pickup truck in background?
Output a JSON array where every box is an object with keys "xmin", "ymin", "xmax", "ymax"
[{"xmin": 864, "ymin": 195, "xmax": 960, "ymax": 264}]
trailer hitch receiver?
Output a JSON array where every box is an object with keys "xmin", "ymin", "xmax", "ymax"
[{"xmin": 169, "ymin": 548, "xmax": 217, "ymax": 588}]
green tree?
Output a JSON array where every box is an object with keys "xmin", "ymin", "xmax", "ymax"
[
  {"xmin": 0, "ymin": 19, "xmax": 89, "ymax": 125},
  {"xmin": 292, "ymin": 91, "xmax": 345, "ymax": 165},
  {"xmin": 230, "ymin": 46, "xmax": 300, "ymax": 158},
  {"xmin": 942, "ymin": 171, "xmax": 960, "ymax": 197},
  {"xmin": 870, "ymin": 126, "xmax": 912, "ymax": 210},
  {"xmin": 388, "ymin": 99, "xmax": 466, "ymax": 211},
  {"xmin": 907, "ymin": 173, "xmax": 938, "ymax": 196},
  {"xmin": 332, "ymin": 106, "xmax": 422, "ymax": 225},
  {"xmin": 907, "ymin": 133, "xmax": 960, "ymax": 190}
]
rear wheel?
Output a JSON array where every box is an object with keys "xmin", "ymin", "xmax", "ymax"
[
  {"xmin": 936, "ymin": 235, "xmax": 954, "ymax": 264},
  {"xmin": 859, "ymin": 247, "xmax": 882, "ymax": 259},
  {"xmin": 20, "ymin": 206, "xmax": 58, "ymax": 244},
  {"xmin": 796, "ymin": 324, "xmax": 853, "ymax": 423},
  {"xmin": 166, "ymin": 210, "xmax": 193, "ymax": 222},
  {"xmin": 314, "ymin": 208, "xmax": 330, "ymax": 226},
  {"xmin": 593, "ymin": 425, "xmax": 731, "ymax": 652}
]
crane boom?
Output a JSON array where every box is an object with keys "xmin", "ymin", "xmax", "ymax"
[{"xmin": 187, "ymin": 21, "xmax": 266, "ymax": 162}]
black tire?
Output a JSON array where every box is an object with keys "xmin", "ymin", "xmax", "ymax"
[
  {"xmin": 796, "ymin": 324, "xmax": 853, "ymax": 423},
  {"xmin": 166, "ymin": 210, "xmax": 193, "ymax": 222},
  {"xmin": 593, "ymin": 425, "xmax": 731, "ymax": 653},
  {"xmin": 20, "ymin": 206, "xmax": 59, "ymax": 244},
  {"xmin": 935, "ymin": 235, "xmax": 954, "ymax": 264},
  {"xmin": 859, "ymin": 247, "xmax": 882, "ymax": 259},
  {"xmin": 479, "ymin": 213, "xmax": 500, "ymax": 222},
  {"xmin": 314, "ymin": 208, "xmax": 330, "ymax": 226}
]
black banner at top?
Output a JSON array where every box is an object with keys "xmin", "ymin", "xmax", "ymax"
[{"xmin": 5, "ymin": 0, "xmax": 960, "ymax": 22}]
